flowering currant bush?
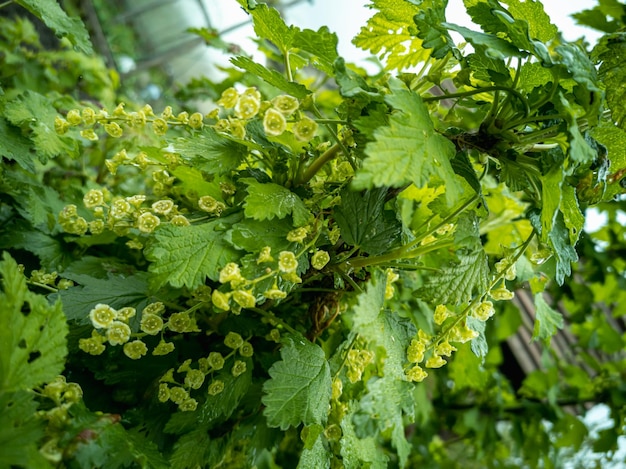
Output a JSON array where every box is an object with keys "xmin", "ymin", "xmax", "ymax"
[{"xmin": 1, "ymin": 0, "xmax": 626, "ymax": 468}]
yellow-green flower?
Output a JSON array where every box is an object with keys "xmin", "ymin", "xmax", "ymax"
[
  {"xmin": 406, "ymin": 365, "xmax": 428, "ymax": 382},
  {"xmin": 106, "ymin": 321, "xmax": 132, "ymax": 345},
  {"xmin": 212, "ymin": 290, "xmax": 230, "ymax": 311},
  {"xmin": 425, "ymin": 354, "xmax": 447, "ymax": 368},
  {"xmin": 231, "ymin": 360, "xmax": 247, "ymax": 377},
  {"xmin": 66, "ymin": 109, "xmax": 82, "ymax": 126},
  {"xmin": 184, "ymin": 369, "xmax": 206, "ymax": 390},
  {"xmin": 157, "ymin": 383, "xmax": 170, "ymax": 402},
  {"xmin": 293, "ymin": 116, "xmax": 318, "ymax": 141},
  {"xmin": 263, "ymin": 108, "xmax": 287, "ymax": 136},
  {"xmin": 225, "ymin": 332, "xmax": 244, "ymax": 349},
  {"xmin": 233, "ymin": 290, "xmax": 256, "ymax": 309},
  {"xmin": 169, "ymin": 386, "xmax": 188, "ymax": 405},
  {"xmin": 179, "ymin": 398, "xmax": 198, "ymax": 412},
  {"xmin": 433, "ymin": 304, "xmax": 450, "ymax": 325},
  {"xmin": 219, "ymin": 262, "xmax": 243, "ymax": 284},
  {"xmin": 311, "ymin": 250, "xmax": 330, "ymax": 270},
  {"xmin": 152, "ymin": 118, "xmax": 168, "ymax": 136},
  {"xmin": 104, "ymin": 122, "xmax": 123, "ymax": 138},
  {"xmin": 217, "ymin": 87, "xmax": 239, "ymax": 108},
  {"xmin": 54, "ymin": 116, "xmax": 69, "ymax": 135},
  {"xmin": 207, "ymin": 380, "xmax": 225, "ymax": 396},
  {"xmin": 235, "ymin": 95, "xmax": 261, "ymax": 119},
  {"xmin": 123, "ymin": 340, "xmax": 148, "ymax": 359},
  {"xmin": 257, "ymin": 246, "xmax": 273, "ymax": 263},
  {"xmin": 151, "ymin": 199, "xmax": 175, "ymax": 215},
  {"xmin": 188, "ymin": 112, "xmax": 204, "ymax": 129},
  {"xmin": 83, "ymin": 189, "xmax": 104, "ymax": 208},
  {"xmin": 137, "ymin": 212, "xmax": 160, "ymax": 233},
  {"xmin": 89, "ymin": 304, "xmax": 117, "ymax": 329},
  {"xmin": 170, "ymin": 214, "xmax": 190, "ymax": 226},
  {"xmin": 208, "ymin": 352, "xmax": 225, "ymax": 370},
  {"xmin": 473, "ymin": 301, "xmax": 495, "ymax": 321},
  {"xmin": 271, "ymin": 95, "xmax": 299, "ymax": 115},
  {"xmin": 153, "ymin": 341, "xmax": 175, "ymax": 356},
  {"xmin": 278, "ymin": 251, "xmax": 298, "ymax": 273},
  {"xmin": 82, "ymin": 107, "xmax": 96, "ymax": 125},
  {"xmin": 140, "ymin": 313, "xmax": 164, "ymax": 335},
  {"xmin": 407, "ymin": 338, "xmax": 425, "ymax": 363}
]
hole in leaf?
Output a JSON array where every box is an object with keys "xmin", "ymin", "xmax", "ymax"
[
  {"xmin": 21, "ymin": 301, "xmax": 31, "ymax": 316},
  {"xmin": 28, "ymin": 351, "xmax": 41, "ymax": 363}
]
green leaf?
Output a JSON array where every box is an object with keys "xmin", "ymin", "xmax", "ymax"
[
  {"xmin": 334, "ymin": 186, "xmax": 402, "ymax": 256},
  {"xmin": 226, "ymin": 217, "xmax": 293, "ymax": 253},
  {"xmin": 298, "ymin": 432, "xmax": 330, "ymax": 469},
  {"xmin": 292, "ymin": 27, "xmax": 339, "ymax": 75},
  {"xmin": 0, "ymin": 252, "xmax": 68, "ymax": 393},
  {"xmin": 242, "ymin": 2, "xmax": 295, "ymax": 52},
  {"xmin": 504, "ymin": 0, "xmax": 557, "ymax": 43},
  {"xmin": 353, "ymin": 80, "xmax": 460, "ymax": 206},
  {"xmin": 353, "ymin": 0, "xmax": 430, "ymax": 71},
  {"xmin": 413, "ymin": 2, "xmax": 454, "ymax": 59},
  {"xmin": 0, "ymin": 392, "xmax": 50, "ymax": 469},
  {"xmin": 0, "ymin": 118, "xmax": 34, "ymax": 172},
  {"xmin": 242, "ymin": 179, "xmax": 312, "ymax": 227},
  {"xmin": 547, "ymin": 212, "xmax": 578, "ymax": 286},
  {"xmin": 593, "ymin": 33, "xmax": 626, "ymax": 128},
  {"xmin": 589, "ymin": 124, "xmax": 626, "ymax": 201},
  {"xmin": 199, "ymin": 362, "xmax": 252, "ymax": 427},
  {"xmin": 15, "ymin": 0, "xmax": 93, "ymax": 54},
  {"xmin": 3, "ymin": 91, "xmax": 78, "ymax": 161},
  {"xmin": 333, "ymin": 57, "xmax": 382, "ymax": 101},
  {"xmin": 0, "ymin": 222, "xmax": 69, "ymax": 270},
  {"xmin": 351, "ymin": 273, "xmax": 416, "ymax": 379},
  {"xmin": 359, "ymin": 377, "xmax": 414, "ymax": 466},
  {"xmin": 418, "ymin": 214, "xmax": 490, "ymax": 305},
  {"xmin": 573, "ymin": 2, "xmax": 626, "ymax": 34},
  {"xmin": 560, "ymin": 185, "xmax": 584, "ymax": 246},
  {"xmin": 340, "ymin": 402, "xmax": 389, "ymax": 469},
  {"xmin": 539, "ymin": 166, "xmax": 563, "ymax": 243},
  {"xmin": 57, "ymin": 272, "xmax": 150, "ymax": 325},
  {"xmin": 173, "ymin": 129, "xmax": 247, "ymax": 175},
  {"xmin": 230, "ymin": 56, "xmax": 310, "ymax": 98},
  {"xmin": 445, "ymin": 23, "xmax": 522, "ymax": 60},
  {"xmin": 532, "ymin": 293, "xmax": 564, "ymax": 343},
  {"xmin": 462, "ymin": 0, "xmax": 551, "ymax": 62},
  {"xmin": 145, "ymin": 215, "xmax": 242, "ymax": 289},
  {"xmin": 466, "ymin": 316, "xmax": 488, "ymax": 358},
  {"xmin": 262, "ymin": 336, "xmax": 332, "ymax": 430}
]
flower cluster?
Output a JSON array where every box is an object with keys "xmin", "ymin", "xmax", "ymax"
[
  {"xmin": 345, "ymin": 348, "xmax": 374, "ymax": 383},
  {"xmin": 214, "ymin": 87, "xmax": 318, "ymax": 141},
  {"xmin": 79, "ymin": 301, "xmax": 199, "ymax": 359},
  {"xmin": 211, "ymin": 249, "xmax": 303, "ymax": 313},
  {"xmin": 156, "ymin": 332, "xmax": 253, "ymax": 411},
  {"xmin": 59, "ymin": 187, "xmax": 193, "ymax": 243},
  {"xmin": 55, "ymin": 103, "xmax": 205, "ymax": 141}
]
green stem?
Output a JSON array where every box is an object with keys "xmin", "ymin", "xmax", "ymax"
[
  {"xmin": 296, "ymin": 143, "xmax": 341, "ymax": 186},
  {"xmin": 283, "ymin": 50, "xmax": 294, "ymax": 83},
  {"xmin": 347, "ymin": 241, "xmax": 454, "ymax": 269},
  {"xmin": 423, "ymin": 86, "xmax": 530, "ymax": 118},
  {"xmin": 0, "ymin": 1, "xmax": 15, "ymax": 8}
]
